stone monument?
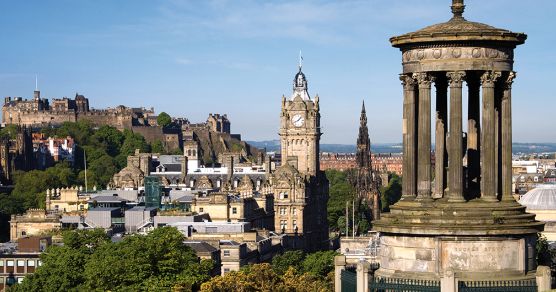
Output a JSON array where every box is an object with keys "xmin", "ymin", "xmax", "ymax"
[{"xmin": 372, "ymin": 0, "xmax": 544, "ymax": 284}]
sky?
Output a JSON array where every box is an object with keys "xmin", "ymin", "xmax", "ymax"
[{"xmin": 0, "ymin": 0, "xmax": 555, "ymax": 144}]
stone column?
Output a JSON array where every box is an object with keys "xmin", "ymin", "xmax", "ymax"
[
  {"xmin": 334, "ymin": 255, "xmax": 346, "ymax": 292},
  {"xmin": 414, "ymin": 72, "xmax": 435, "ymax": 200},
  {"xmin": 536, "ymin": 265, "xmax": 551, "ymax": 292},
  {"xmin": 467, "ymin": 75, "xmax": 481, "ymax": 199},
  {"xmin": 434, "ymin": 76, "xmax": 448, "ymax": 198},
  {"xmin": 400, "ymin": 74, "xmax": 417, "ymax": 199},
  {"xmin": 447, "ymin": 71, "xmax": 466, "ymax": 202},
  {"xmin": 502, "ymin": 72, "xmax": 516, "ymax": 201},
  {"xmin": 356, "ymin": 260, "xmax": 370, "ymax": 292},
  {"xmin": 480, "ymin": 71, "xmax": 501, "ymax": 201}
]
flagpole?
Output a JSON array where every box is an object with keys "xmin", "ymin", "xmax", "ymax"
[{"xmin": 84, "ymin": 148, "xmax": 88, "ymax": 193}]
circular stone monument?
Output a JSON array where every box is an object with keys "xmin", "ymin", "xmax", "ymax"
[{"xmin": 373, "ymin": 0, "xmax": 544, "ymax": 282}]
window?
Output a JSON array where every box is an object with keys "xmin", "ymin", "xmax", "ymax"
[
  {"xmin": 0, "ymin": 277, "xmax": 4, "ymax": 284},
  {"xmin": 7, "ymin": 260, "xmax": 14, "ymax": 267},
  {"xmin": 293, "ymin": 220, "xmax": 297, "ymax": 230},
  {"xmin": 234, "ymin": 180, "xmax": 238, "ymax": 188},
  {"xmin": 0, "ymin": 260, "xmax": 3, "ymax": 266},
  {"xmin": 232, "ymin": 207, "xmax": 237, "ymax": 214},
  {"xmin": 280, "ymin": 220, "xmax": 287, "ymax": 230},
  {"xmin": 223, "ymin": 250, "xmax": 230, "ymax": 257},
  {"xmin": 17, "ymin": 277, "xmax": 24, "ymax": 283},
  {"xmin": 224, "ymin": 268, "xmax": 230, "ymax": 273},
  {"xmin": 21, "ymin": 231, "xmax": 26, "ymax": 236},
  {"xmin": 38, "ymin": 260, "xmax": 42, "ymax": 266},
  {"xmin": 279, "ymin": 207, "xmax": 286, "ymax": 215},
  {"xmin": 534, "ymin": 176, "xmax": 539, "ymax": 182},
  {"xmin": 17, "ymin": 260, "xmax": 24, "ymax": 267},
  {"xmin": 217, "ymin": 180, "xmax": 221, "ymax": 187},
  {"xmin": 80, "ymin": 205, "xmax": 84, "ymax": 211},
  {"xmin": 292, "ymin": 208, "xmax": 297, "ymax": 215},
  {"xmin": 27, "ymin": 260, "xmax": 35, "ymax": 267},
  {"xmin": 199, "ymin": 208, "xmax": 204, "ymax": 213}
]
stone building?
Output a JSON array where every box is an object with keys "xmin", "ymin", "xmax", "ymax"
[
  {"xmin": 369, "ymin": 0, "xmax": 544, "ymax": 288},
  {"xmin": 32, "ymin": 133, "xmax": 76, "ymax": 169},
  {"xmin": 0, "ymin": 126, "xmax": 33, "ymax": 183},
  {"xmin": 206, "ymin": 114, "xmax": 231, "ymax": 134},
  {"xmin": 9, "ymin": 210, "xmax": 60, "ymax": 241},
  {"xmin": 2, "ymin": 91, "xmax": 155, "ymax": 130},
  {"xmin": 271, "ymin": 65, "xmax": 329, "ymax": 251}
]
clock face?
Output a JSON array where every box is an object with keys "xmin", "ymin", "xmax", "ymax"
[{"xmin": 291, "ymin": 114, "xmax": 304, "ymax": 127}]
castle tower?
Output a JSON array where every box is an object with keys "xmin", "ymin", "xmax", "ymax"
[
  {"xmin": 273, "ymin": 63, "xmax": 329, "ymax": 251},
  {"xmin": 353, "ymin": 101, "xmax": 381, "ymax": 222},
  {"xmin": 372, "ymin": 0, "xmax": 544, "ymax": 284}
]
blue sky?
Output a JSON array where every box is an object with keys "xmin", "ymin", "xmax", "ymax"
[{"xmin": 1, "ymin": 0, "xmax": 555, "ymax": 143}]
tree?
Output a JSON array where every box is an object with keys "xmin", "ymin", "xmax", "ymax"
[
  {"xmin": 537, "ymin": 233, "xmax": 554, "ymax": 266},
  {"xmin": 200, "ymin": 263, "xmax": 331, "ymax": 292},
  {"xmin": 380, "ymin": 173, "xmax": 402, "ymax": 212},
  {"xmin": 150, "ymin": 139, "xmax": 166, "ymax": 154},
  {"xmin": 272, "ymin": 250, "xmax": 305, "ymax": 275},
  {"xmin": 301, "ymin": 250, "xmax": 338, "ymax": 278},
  {"xmin": 157, "ymin": 112, "xmax": 172, "ymax": 128},
  {"xmin": 10, "ymin": 229, "xmax": 109, "ymax": 292},
  {"xmin": 83, "ymin": 227, "xmax": 210, "ymax": 291},
  {"xmin": 12, "ymin": 227, "xmax": 212, "ymax": 291},
  {"xmin": 326, "ymin": 169, "xmax": 356, "ymax": 231}
]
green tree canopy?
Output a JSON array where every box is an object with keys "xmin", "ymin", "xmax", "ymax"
[
  {"xmin": 272, "ymin": 250, "xmax": 305, "ymax": 275},
  {"xmin": 300, "ymin": 250, "xmax": 338, "ymax": 278},
  {"xmin": 380, "ymin": 173, "xmax": 402, "ymax": 212},
  {"xmin": 326, "ymin": 169, "xmax": 356, "ymax": 231},
  {"xmin": 12, "ymin": 227, "xmax": 212, "ymax": 292},
  {"xmin": 157, "ymin": 112, "xmax": 172, "ymax": 128},
  {"xmin": 200, "ymin": 263, "xmax": 330, "ymax": 292}
]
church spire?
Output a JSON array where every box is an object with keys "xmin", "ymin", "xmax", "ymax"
[{"xmin": 356, "ymin": 100, "xmax": 371, "ymax": 168}]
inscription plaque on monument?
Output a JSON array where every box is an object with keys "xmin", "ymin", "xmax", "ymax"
[{"xmin": 440, "ymin": 240, "xmax": 522, "ymax": 272}]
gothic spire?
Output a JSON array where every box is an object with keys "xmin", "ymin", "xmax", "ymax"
[{"xmin": 356, "ymin": 100, "xmax": 371, "ymax": 168}]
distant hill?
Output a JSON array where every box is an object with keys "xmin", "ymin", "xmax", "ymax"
[
  {"xmin": 246, "ymin": 140, "xmax": 403, "ymax": 154},
  {"xmin": 247, "ymin": 140, "xmax": 556, "ymax": 155}
]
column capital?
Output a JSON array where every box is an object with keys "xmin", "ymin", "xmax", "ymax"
[
  {"xmin": 504, "ymin": 71, "xmax": 517, "ymax": 90},
  {"xmin": 399, "ymin": 74, "xmax": 416, "ymax": 90},
  {"xmin": 413, "ymin": 72, "xmax": 436, "ymax": 88},
  {"xmin": 446, "ymin": 71, "xmax": 466, "ymax": 87},
  {"xmin": 480, "ymin": 71, "xmax": 502, "ymax": 87}
]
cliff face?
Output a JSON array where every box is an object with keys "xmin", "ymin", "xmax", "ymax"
[{"xmin": 192, "ymin": 128, "xmax": 262, "ymax": 165}]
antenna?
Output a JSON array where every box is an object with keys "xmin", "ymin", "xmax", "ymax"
[{"xmin": 35, "ymin": 74, "xmax": 38, "ymax": 91}]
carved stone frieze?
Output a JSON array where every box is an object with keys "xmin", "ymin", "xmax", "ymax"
[{"xmin": 402, "ymin": 47, "xmax": 513, "ymax": 64}]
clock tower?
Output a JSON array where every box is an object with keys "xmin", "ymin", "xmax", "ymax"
[
  {"xmin": 279, "ymin": 66, "xmax": 321, "ymax": 175},
  {"xmin": 272, "ymin": 64, "xmax": 328, "ymax": 251}
]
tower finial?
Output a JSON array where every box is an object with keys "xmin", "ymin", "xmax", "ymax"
[
  {"xmin": 298, "ymin": 50, "xmax": 303, "ymax": 70},
  {"xmin": 451, "ymin": 0, "xmax": 465, "ymax": 19},
  {"xmin": 35, "ymin": 74, "xmax": 38, "ymax": 91},
  {"xmin": 362, "ymin": 100, "xmax": 366, "ymax": 113}
]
